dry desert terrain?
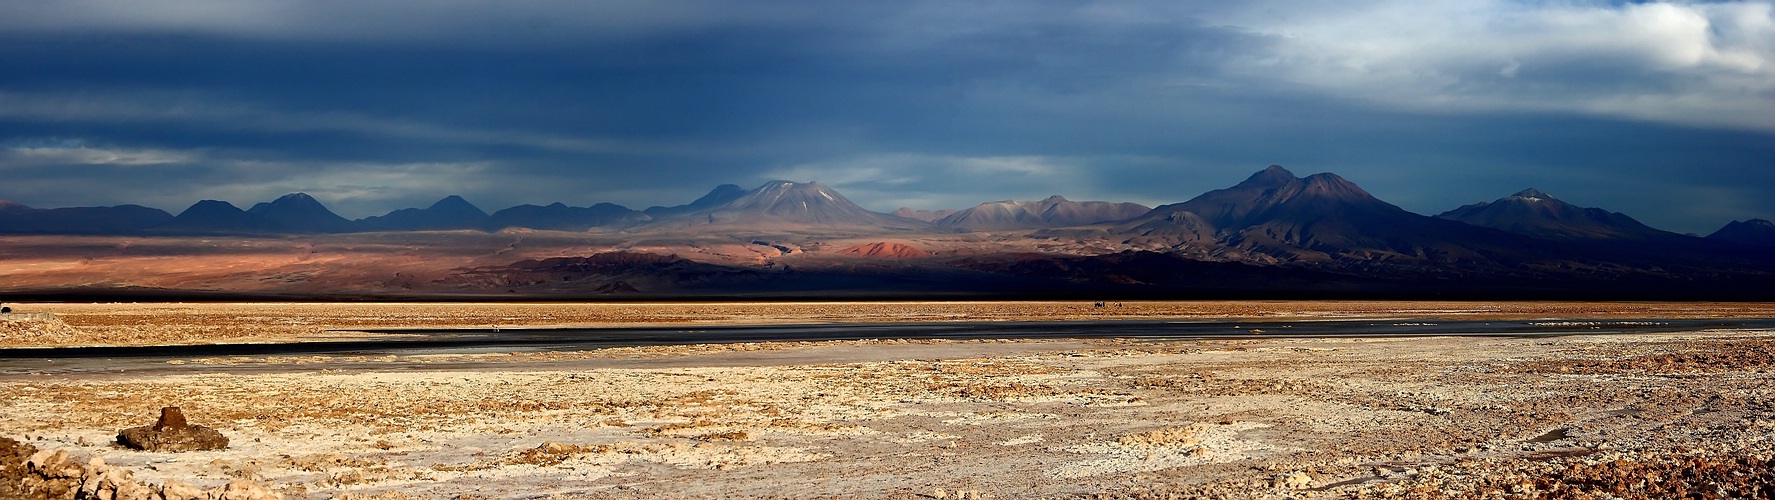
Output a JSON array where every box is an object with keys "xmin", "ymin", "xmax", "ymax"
[{"xmin": 3, "ymin": 301, "xmax": 1775, "ymax": 499}]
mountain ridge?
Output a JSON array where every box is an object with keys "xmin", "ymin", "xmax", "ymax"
[{"xmin": 1, "ymin": 167, "xmax": 1767, "ymax": 249}]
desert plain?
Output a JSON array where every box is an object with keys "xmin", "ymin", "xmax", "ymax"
[{"xmin": 3, "ymin": 301, "xmax": 1775, "ymax": 499}]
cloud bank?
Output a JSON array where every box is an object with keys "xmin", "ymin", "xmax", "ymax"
[{"xmin": 0, "ymin": 1, "xmax": 1770, "ymax": 232}]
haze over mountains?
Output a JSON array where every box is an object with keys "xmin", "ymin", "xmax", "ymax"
[
  {"xmin": 935, "ymin": 196, "xmax": 1149, "ymax": 231},
  {"xmin": 2, "ymin": 167, "xmax": 1771, "ymax": 299}
]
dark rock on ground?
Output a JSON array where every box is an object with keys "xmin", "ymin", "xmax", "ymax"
[{"xmin": 117, "ymin": 407, "xmax": 229, "ymax": 452}]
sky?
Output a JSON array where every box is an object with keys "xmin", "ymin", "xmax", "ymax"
[{"xmin": 1, "ymin": 0, "xmax": 1772, "ymax": 234}]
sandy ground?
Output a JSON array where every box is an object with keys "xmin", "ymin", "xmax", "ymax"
[
  {"xmin": 3, "ymin": 302, "xmax": 1775, "ymax": 499},
  {"xmin": 7, "ymin": 300, "xmax": 1775, "ymax": 348}
]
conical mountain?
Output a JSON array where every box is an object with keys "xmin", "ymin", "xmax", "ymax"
[
  {"xmin": 1437, "ymin": 189, "xmax": 1676, "ymax": 241},
  {"xmin": 358, "ymin": 195, "xmax": 489, "ymax": 231},
  {"xmin": 247, "ymin": 193, "xmax": 353, "ymax": 233},
  {"xmin": 156, "ymin": 200, "xmax": 282, "ymax": 234},
  {"xmin": 643, "ymin": 184, "xmax": 747, "ymax": 219},
  {"xmin": 673, "ymin": 181, "xmax": 925, "ymax": 228},
  {"xmin": 484, "ymin": 202, "xmax": 647, "ymax": 231},
  {"xmin": 935, "ymin": 195, "xmax": 1148, "ymax": 231},
  {"xmin": 1708, "ymin": 219, "xmax": 1775, "ymax": 247}
]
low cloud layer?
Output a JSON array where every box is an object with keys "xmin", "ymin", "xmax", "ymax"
[{"xmin": 1, "ymin": 1, "xmax": 1770, "ymax": 233}]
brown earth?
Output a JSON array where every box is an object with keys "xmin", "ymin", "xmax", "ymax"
[
  {"xmin": 838, "ymin": 242, "xmax": 933, "ymax": 259},
  {"xmin": 7, "ymin": 300, "xmax": 1775, "ymax": 348},
  {"xmin": 2, "ymin": 302, "xmax": 1774, "ymax": 498}
]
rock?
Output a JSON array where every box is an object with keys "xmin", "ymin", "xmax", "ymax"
[
  {"xmin": 1277, "ymin": 471, "xmax": 1313, "ymax": 489},
  {"xmin": 27, "ymin": 449, "xmax": 83, "ymax": 479},
  {"xmin": 217, "ymin": 479, "xmax": 280, "ymax": 500},
  {"xmin": 0, "ymin": 312, "xmax": 84, "ymax": 345},
  {"xmin": 154, "ymin": 407, "xmax": 189, "ymax": 429},
  {"xmin": 8, "ymin": 437, "xmax": 276, "ymax": 500},
  {"xmin": 116, "ymin": 407, "xmax": 229, "ymax": 452},
  {"xmin": 159, "ymin": 479, "xmax": 207, "ymax": 500}
]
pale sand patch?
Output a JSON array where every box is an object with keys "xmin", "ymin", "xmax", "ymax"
[{"xmin": 1051, "ymin": 421, "xmax": 1282, "ymax": 479}]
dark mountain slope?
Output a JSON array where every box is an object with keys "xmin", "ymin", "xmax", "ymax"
[
  {"xmin": 1116, "ymin": 165, "xmax": 1552, "ymax": 266},
  {"xmin": 247, "ymin": 193, "xmax": 353, "ymax": 233},
  {"xmin": 0, "ymin": 201, "xmax": 173, "ymax": 234},
  {"xmin": 357, "ymin": 195, "xmax": 490, "ymax": 231},
  {"xmin": 1437, "ymin": 189, "xmax": 1678, "ymax": 241},
  {"xmin": 155, "ymin": 200, "xmax": 282, "ymax": 234},
  {"xmin": 1708, "ymin": 219, "xmax": 1775, "ymax": 248}
]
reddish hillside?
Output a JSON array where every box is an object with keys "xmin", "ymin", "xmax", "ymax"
[{"xmin": 838, "ymin": 242, "xmax": 931, "ymax": 259}]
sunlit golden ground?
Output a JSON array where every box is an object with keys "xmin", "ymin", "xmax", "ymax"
[{"xmin": 8, "ymin": 300, "xmax": 1775, "ymax": 348}]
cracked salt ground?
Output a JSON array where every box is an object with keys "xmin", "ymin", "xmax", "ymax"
[
  {"xmin": 4, "ymin": 302, "xmax": 1775, "ymax": 498},
  {"xmin": 1050, "ymin": 421, "xmax": 1284, "ymax": 479}
]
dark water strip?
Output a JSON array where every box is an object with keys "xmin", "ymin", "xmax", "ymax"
[{"xmin": 3, "ymin": 318, "xmax": 1772, "ymax": 360}]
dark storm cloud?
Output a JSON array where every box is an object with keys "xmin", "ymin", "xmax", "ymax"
[{"xmin": 0, "ymin": 1, "xmax": 1770, "ymax": 233}]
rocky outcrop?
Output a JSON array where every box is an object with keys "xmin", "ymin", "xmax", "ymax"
[
  {"xmin": 117, "ymin": 407, "xmax": 229, "ymax": 452},
  {"xmin": 3, "ymin": 436, "xmax": 278, "ymax": 500},
  {"xmin": 0, "ymin": 313, "xmax": 83, "ymax": 347}
]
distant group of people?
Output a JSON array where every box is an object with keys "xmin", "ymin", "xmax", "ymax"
[{"xmin": 1092, "ymin": 301, "xmax": 1123, "ymax": 308}]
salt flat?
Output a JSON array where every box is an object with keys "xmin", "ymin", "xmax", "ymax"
[{"xmin": 2, "ymin": 301, "xmax": 1773, "ymax": 499}]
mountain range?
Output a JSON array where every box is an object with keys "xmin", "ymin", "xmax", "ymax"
[
  {"xmin": 1097, "ymin": 166, "xmax": 1548, "ymax": 265},
  {"xmin": 9, "ymin": 170, "xmax": 1757, "ymax": 243},
  {"xmin": 2, "ymin": 166, "xmax": 1771, "ymax": 299}
]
